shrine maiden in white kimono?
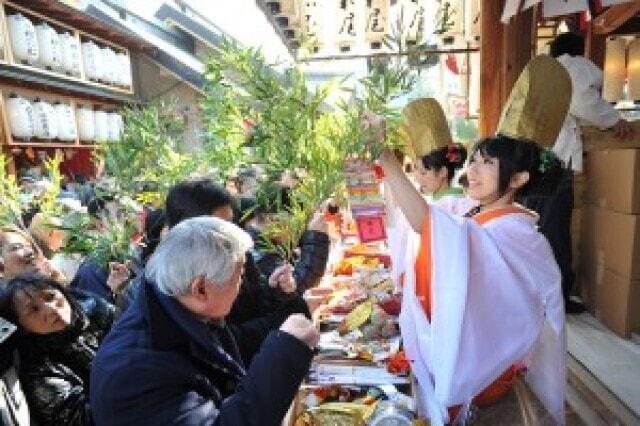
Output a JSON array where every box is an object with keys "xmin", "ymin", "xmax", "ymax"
[
  {"xmin": 382, "ymin": 57, "xmax": 569, "ymax": 424},
  {"xmin": 386, "ymin": 187, "xmax": 462, "ymax": 292},
  {"xmin": 393, "ymin": 194, "xmax": 565, "ymax": 426}
]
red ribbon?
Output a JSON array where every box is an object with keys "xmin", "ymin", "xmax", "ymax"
[{"xmin": 445, "ymin": 144, "xmax": 460, "ymax": 163}]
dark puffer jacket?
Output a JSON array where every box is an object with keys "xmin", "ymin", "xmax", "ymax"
[
  {"xmin": 70, "ymin": 260, "xmax": 112, "ymax": 304},
  {"xmin": 90, "ymin": 278, "xmax": 313, "ymax": 426},
  {"xmin": 120, "ymin": 254, "xmax": 310, "ymax": 366},
  {"xmin": 226, "ymin": 253, "xmax": 310, "ymax": 365},
  {"xmin": 17, "ymin": 289, "xmax": 117, "ymax": 426},
  {"xmin": 249, "ymin": 228, "xmax": 330, "ymax": 293}
]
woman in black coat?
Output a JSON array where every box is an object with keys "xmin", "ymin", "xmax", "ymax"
[{"xmin": 0, "ymin": 273, "xmax": 117, "ymax": 425}]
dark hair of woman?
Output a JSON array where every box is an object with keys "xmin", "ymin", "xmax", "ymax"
[
  {"xmin": 141, "ymin": 208, "xmax": 166, "ymax": 262},
  {"xmin": 234, "ymin": 185, "xmax": 291, "ymax": 228},
  {"xmin": 1, "ymin": 274, "xmax": 79, "ymax": 335},
  {"xmin": 87, "ymin": 193, "xmax": 115, "ymax": 218},
  {"xmin": 549, "ymin": 32, "xmax": 585, "ymax": 58},
  {"xmin": 264, "ymin": 185, "xmax": 291, "ymax": 213},
  {"xmin": 0, "ymin": 273, "xmax": 116, "ymax": 425},
  {"xmin": 471, "ymin": 135, "xmax": 563, "ymax": 199},
  {"xmin": 420, "ymin": 143, "xmax": 467, "ymax": 183},
  {"xmin": 165, "ymin": 179, "xmax": 233, "ymax": 228}
]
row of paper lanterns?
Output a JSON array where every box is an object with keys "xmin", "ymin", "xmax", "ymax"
[
  {"xmin": 603, "ymin": 37, "xmax": 640, "ymax": 102},
  {"xmin": 5, "ymin": 13, "xmax": 132, "ymax": 87},
  {"xmin": 278, "ymin": 0, "xmax": 480, "ymax": 50},
  {"xmin": 6, "ymin": 94, "xmax": 123, "ymax": 142}
]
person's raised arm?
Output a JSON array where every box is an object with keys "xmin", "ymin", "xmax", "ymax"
[
  {"xmin": 361, "ymin": 112, "xmax": 430, "ymax": 234},
  {"xmin": 379, "ymin": 149, "xmax": 430, "ymax": 234}
]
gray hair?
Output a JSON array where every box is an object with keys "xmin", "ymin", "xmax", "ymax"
[{"xmin": 145, "ymin": 216, "xmax": 253, "ymax": 297}]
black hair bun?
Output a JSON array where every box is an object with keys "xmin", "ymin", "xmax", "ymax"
[
  {"xmin": 444, "ymin": 143, "xmax": 468, "ymax": 169},
  {"xmin": 421, "ymin": 143, "xmax": 468, "ymax": 184}
]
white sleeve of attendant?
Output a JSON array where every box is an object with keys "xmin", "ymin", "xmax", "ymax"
[
  {"xmin": 567, "ymin": 59, "xmax": 620, "ymax": 129},
  {"xmin": 387, "ymin": 209, "xmax": 414, "ymax": 288},
  {"xmin": 433, "ymin": 196, "xmax": 476, "ymax": 216},
  {"xmin": 430, "ymin": 208, "xmax": 564, "ymax": 420}
]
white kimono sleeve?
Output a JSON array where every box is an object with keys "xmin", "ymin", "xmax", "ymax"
[
  {"xmin": 386, "ymin": 193, "xmax": 475, "ymax": 291},
  {"xmin": 562, "ymin": 55, "xmax": 620, "ymax": 129},
  {"xmin": 384, "ymin": 182, "xmax": 416, "ymax": 290},
  {"xmin": 400, "ymin": 205, "xmax": 565, "ymax": 425}
]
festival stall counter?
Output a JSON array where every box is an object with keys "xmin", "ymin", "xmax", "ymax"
[{"xmin": 290, "ymin": 220, "xmax": 420, "ymax": 425}]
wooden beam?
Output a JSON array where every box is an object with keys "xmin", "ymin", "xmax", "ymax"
[
  {"xmin": 479, "ymin": 0, "xmax": 505, "ymax": 137},
  {"xmin": 592, "ymin": 2, "xmax": 640, "ymax": 35},
  {"xmin": 479, "ymin": 0, "xmax": 535, "ymax": 137},
  {"xmin": 501, "ymin": 6, "xmax": 535, "ymax": 105},
  {"xmin": 611, "ymin": 16, "xmax": 640, "ymax": 35},
  {"xmin": 586, "ymin": 21, "xmax": 606, "ymax": 70},
  {"xmin": 582, "ymin": 122, "xmax": 640, "ymax": 152},
  {"xmin": 2, "ymin": 146, "xmax": 17, "ymax": 175}
]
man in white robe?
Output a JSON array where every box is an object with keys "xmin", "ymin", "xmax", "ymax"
[{"xmin": 522, "ymin": 32, "xmax": 632, "ymax": 314}]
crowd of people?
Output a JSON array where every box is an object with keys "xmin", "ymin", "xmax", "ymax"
[
  {"xmin": 0, "ymin": 33, "xmax": 634, "ymax": 425},
  {"xmin": 0, "ymin": 173, "xmax": 328, "ymax": 425}
]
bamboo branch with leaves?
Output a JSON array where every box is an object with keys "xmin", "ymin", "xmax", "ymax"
[
  {"xmin": 201, "ymin": 40, "xmax": 348, "ymax": 261},
  {"xmin": 0, "ymin": 154, "xmax": 28, "ymax": 229},
  {"xmin": 36, "ymin": 152, "xmax": 64, "ymax": 220},
  {"xmin": 200, "ymin": 34, "xmax": 417, "ymax": 261},
  {"xmin": 97, "ymin": 103, "xmax": 198, "ymax": 207},
  {"xmin": 338, "ymin": 25, "xmax": 416, "ymax": 161},
  {"xmin": 53, "ymin": 205, "xmax": 139, "ymax": 268}
]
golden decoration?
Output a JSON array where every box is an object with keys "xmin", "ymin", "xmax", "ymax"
[
  {"xmin": 399, "ymin": 98, "xmax": 452, "ymax": 158},
  {"xmin": 497, "ymin": 55, "xmax": 572, "ymax": 147}
]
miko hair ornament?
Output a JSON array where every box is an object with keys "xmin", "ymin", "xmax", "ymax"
[
  {"xmin": 538, "ymin": 148, "xmax": 557, "ymax": 173},
  {"xmin": 445, "ymin": 144, "xmax": 461, "ymax": 164}
]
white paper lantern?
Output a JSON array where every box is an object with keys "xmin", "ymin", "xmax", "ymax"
[
  {"xmin": 6, "ymin": 94, "xmax": 35, "ymax": 139},
  {"xmin": 107, "ymin": 112, "xmax": 123, "ymax": 141},
  {"xmin": 464, "ymin": 0, "xmax": 481, "ymax": 42},
  {"xmin": 401, "ymin": 0, "xmax": 425, "ymax": 44},
  {"xmin": 336, "ymin": 0, "xmax": 356, "ymax": 50},
  {"xmin": 59, "ymin": 32, "xmax": 82, "ymax": 76},
  {"xmin": 94, "ymin": 109, "xmax": 109, "ymax": 141},
  {"xmin": 302, "ymin": 0, "xmax": 322, "ymax": 42},
  {"xmin": 116, "ymin": 53, "xmax": 132, "ymax": 86},
  {"xmin": 7, "ymin": 14, "xmax": 39, "ymax": 65},
  {"xmin": 603, "ymin": 37, "xmax": 626, "ymax": 103},
  {"xmin": 35, "ymin": 23, "xmax": 62, "ymax": 70},
  {"xmin": 281, "ymin": 0, "xmax": 302, "ymax": 28},
  {"xmin": 435, "ymin": 0, "xmax": 464, "ymax": 43},
  {"xmin": 76, "ymin": 105, "xmax": 95, "ymax": 141},
  {"xmin": 627, "ymin": 38, "xmax": 640, "ymax": 101},
  {"xmin": 82, "ymin": 40, "xmax": 104, "ymax": 81},
  {"xmin": 0, "ymin": 19, "xmax": 5, "ymax": 59},
  {"xmin": 365, "ymin": 0, "xmax": 390, "ymax": 46},
  {"xmin": 54, "ymin": 102, "xmax": 77, "ymax": 141},
  {"xmin": 33, "ymin": 99, "xmax": 58, "ymax": 140},
  {"xmin": 101, "ymin": 46, "xmax": 117, "ymax": 84}
]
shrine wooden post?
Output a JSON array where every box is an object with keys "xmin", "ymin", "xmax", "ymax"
[{"xmin": 479, "ymin": 0, "xmax": 535, "ymax": 137}]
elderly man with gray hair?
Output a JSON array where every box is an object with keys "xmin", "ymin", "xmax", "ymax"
[{"xmin": 89, "ymin": 217, "xmax": 318, "ymax": 425}]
